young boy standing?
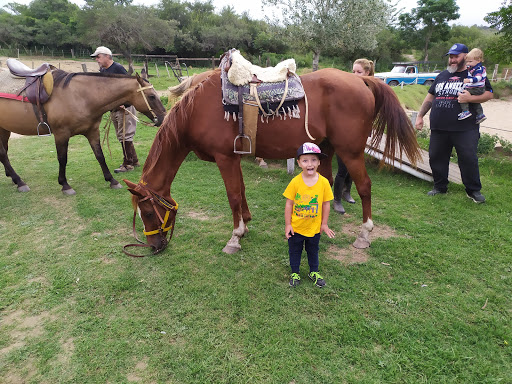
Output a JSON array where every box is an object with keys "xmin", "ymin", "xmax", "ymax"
[{"xmin": 283, "ymin": 142, "xmax": 335, "ymax": 288}]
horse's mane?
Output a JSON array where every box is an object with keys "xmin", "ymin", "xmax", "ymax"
[
  {"xmin": 52, "ymin": 69, "xmax": 150, "ymax": 88},
  {"xmin": 143, "ymin": 73, "xmax": 212, "ymax": 174}
]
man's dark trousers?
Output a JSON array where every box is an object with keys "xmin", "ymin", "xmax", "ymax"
[{"xmin": 429, "ymin": 129, "xmax": 482, "ymax": 194}]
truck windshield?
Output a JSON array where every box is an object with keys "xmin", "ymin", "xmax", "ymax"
[{"xmin": 391, "ymin": 66, "xmax": 406, "ymax": 73}]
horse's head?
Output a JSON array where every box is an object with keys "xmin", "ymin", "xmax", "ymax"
[
  {"xmin": 124, "ymin": 179, "xmax": 178, "ymax": 256},
  {"xmin": 131, "ymin": 73, "xmax": 167, "ymax": 126}
]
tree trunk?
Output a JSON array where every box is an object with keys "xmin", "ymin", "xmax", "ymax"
[
  {"xmin": 121, "ymin": 49, "xmax": 134, "ymax": 75},
  {"xmin": 312, "ymin": 50, "xmax": 320, "ymax": 72},
  {"xmin": 423, "ymin": 27, "xmax": 433, "ymax": 62}
]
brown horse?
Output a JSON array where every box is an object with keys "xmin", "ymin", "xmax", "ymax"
[
  {"xmin": 125, "ymin": 68, "xmax": 420, "ymax": 253},
  {"xmin": 0, "ymin": 69, "xmax": 166, "ymax": 194}
]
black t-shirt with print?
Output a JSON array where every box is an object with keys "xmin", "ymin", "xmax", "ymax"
[
  {"xmin": 100, "ymin": 61, "xmax": 128, "ymax": 75},
  {"xmin": 428, "ymin": 69, "xmax": 493, "ymax": 132}
]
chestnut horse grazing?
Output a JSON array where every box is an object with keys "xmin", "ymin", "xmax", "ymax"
[
  {"xmin": 0, "ymin": 70, "xmax": 166, "ymax": 194},
  {"xmin": 125, "ymin": 68, "xmax": 420, "ymax": 254}
]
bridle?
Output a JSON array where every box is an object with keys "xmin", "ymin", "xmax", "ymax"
[
  {"xmin": 123, "ymin": 186, "xmax": 179, "ymax": 257},
  {"xmin": 136, "ymin": 81, "xmax": 159, "ymax": 123}
]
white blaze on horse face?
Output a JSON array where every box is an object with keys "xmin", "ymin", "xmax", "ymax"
[{"xmin": 137, "ymin": 206, "xmax": 146, "ymax": 231}]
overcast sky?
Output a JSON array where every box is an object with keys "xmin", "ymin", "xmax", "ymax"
[{"xmin": 0, "ymin": 0, "xmax": 506, "ymax": 26}]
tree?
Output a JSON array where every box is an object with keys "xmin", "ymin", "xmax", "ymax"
[
  {"xmin": 399, "ymin": 0, "xmax": 459, "ymax": 61},
  {"xmin": 485, "ymin": 3, "xmax": 512, "ymax": 62},
  {"xmin": 78, "ymin": 0, "xmax": 178, "ymax": 73},
  {"xmin": 262, "ymin": 0, "xmax": 391, "ymax": 71},
  {"xmin": 1, "ymin": 0, "xmax": 80, "ymax": 50}
]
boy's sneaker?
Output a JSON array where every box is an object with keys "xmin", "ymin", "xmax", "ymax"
[
  {"xmin": 467, "ymin": 191, "xmax": 486, "ymax": 203},
  {"xmin": 475, "ymin": 114, "xmax": 487, "ymax": 124},
  {"xmin": 289, "ymin": 273, "xmax": 301, "ymax": 287},
  {"xmin": 458, "ymin": 111, "xmax": 472, "ymax": 120},
  {"xmin": 308, "ymin": 271, "xmax": 326, "ymax": 288}
]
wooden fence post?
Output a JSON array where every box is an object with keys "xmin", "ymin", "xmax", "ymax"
[{"xmin": 492, "ymin": 64, "xmax": 499, "ymax": 82}]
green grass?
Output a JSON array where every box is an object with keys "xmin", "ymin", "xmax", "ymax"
[
  {"xmin": 391, "ymin": 84, "xmax": 430, "ymax": 111},
  {"xmin": 1, "ymin": 98, "xmax": 511, "ymax": 382}
]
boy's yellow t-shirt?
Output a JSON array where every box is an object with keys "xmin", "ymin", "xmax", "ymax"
[{"xmin": 283, "ymin": 173, "xmax": 334, "ymax": 237}]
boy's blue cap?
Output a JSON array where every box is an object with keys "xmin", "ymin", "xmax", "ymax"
[
  {"xmin": 445, "ymin": 43, "xmax": 469, "ymax": 56},
  {"xmin": 296, "ymin": 142, "xmax": 327, "ymax": 159}
]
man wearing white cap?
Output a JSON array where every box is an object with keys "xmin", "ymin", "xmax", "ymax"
[{"xmin": 91, "ymin": 46, "xmax": 139, "ymax": 173}]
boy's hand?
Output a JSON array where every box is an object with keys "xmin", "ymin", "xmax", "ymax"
[
  {"xmin": 285, "ymin": 225, "xmax": 294, "ymax": 239},
  {"xmin": 463, "ymin": 78, "xmax": 471, "ymax": 83},
  {"xmin": 321, "ymin": 224, "xmax": 335, "ymax": 239}
]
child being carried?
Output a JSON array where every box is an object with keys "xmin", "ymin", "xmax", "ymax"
[{"xmin": 458, "ymin": 48, "xmax": 487, "ymax": 124}]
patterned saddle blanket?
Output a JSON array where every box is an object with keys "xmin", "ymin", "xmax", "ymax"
[{"xmin": 219, "ymin": 49, "xmax": 304, "ymax": 120}]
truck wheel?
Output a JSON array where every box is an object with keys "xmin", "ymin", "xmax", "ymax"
[
  {"xmin": 388, "ymin": 80, "xmax": 399, "ymax": 87},
  {"xmin": 423, "ymin": 80, "xmax": 433, "ymax": 86}
]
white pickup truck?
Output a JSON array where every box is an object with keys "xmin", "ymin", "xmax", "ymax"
[{"xmin": 375, "ymin": 64, "xmax": 439, "ymax": 86}]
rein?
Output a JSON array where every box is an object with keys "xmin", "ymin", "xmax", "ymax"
[{"xmin": 123, "ymin": 187, "xmax": 179, "ymax": 258}]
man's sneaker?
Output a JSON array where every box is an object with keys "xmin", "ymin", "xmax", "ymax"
[
  {"xmin": 458, "ymin": 111, "xmax": 472, "ymax": 120},
  {"xmin": 467, "ymin": 191, "xmax": 486, "ymax": 203},
  {"xmin": 289, "ymin": 273, "xmax": 301, "ymax": 287},
  {"xmin": 427, "ymin": 188, "xmax": 447, "ymax": 196},
  {"xmin": 475, "ymin": 114, "xmax": 487, "ymax": 124},
  {"xmin": 308, "ymin": 271, "xmax": 326, "ymax": 288}
]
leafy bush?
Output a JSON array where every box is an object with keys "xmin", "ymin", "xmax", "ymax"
[
  {"xmin": 490, "ymin": 80, "xmax": 512, "ymax": 99},
  {"xmin": 478, "ymin": 132, "xmax": 500, "ymax": 154},
  {"xmin": 499, "ymin": 138, "xmax": 512, "ymax": 154}
]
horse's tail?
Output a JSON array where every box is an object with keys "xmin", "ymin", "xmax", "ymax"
[{"xmin": 364, "ymin": 77, "xmax": 421, "ymax": 166}]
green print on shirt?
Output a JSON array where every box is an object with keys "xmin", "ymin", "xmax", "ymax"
[{"xmin": 294, "ymin": 193, "xmax": 319, "ymax": 218}]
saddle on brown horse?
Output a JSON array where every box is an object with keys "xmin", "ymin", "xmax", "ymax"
[
  {"xmin": 6, "ymin": 59, "xmax": 54, "ymax": 136},
  {"xmin": 219, "ymin": 49, "xmax": 305, "ymax": 155}
]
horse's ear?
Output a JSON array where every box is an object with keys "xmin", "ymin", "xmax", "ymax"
[
  {"xmin": 124, "ymin": 179, "xmax": 143, "ymax": 197},
  {"xmin": 135, "ymin": 72, "xmax": 145, "ymax": 86},
  {"xmin": 140, "ymin": 67, "xmax": 148, "ymax": 80}
]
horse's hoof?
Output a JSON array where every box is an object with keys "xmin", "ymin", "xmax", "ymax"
[
  {"xmin": 17, "ymin": 185, "xmax": 30, "ymax": 192},
  {"xmin": 110, "ymin": 181, "xmax": 123, "ymax": 189},
  {"xmin": 62, "ymin": 188, "xmax": 76, "ymax": 196},
  {"xmin": 353, "ymin": 237, "xmax": 371, "ymax": 249},
  {"xmin": 222, "ymin": 244, "xmax": 241, "ymax": 254}
]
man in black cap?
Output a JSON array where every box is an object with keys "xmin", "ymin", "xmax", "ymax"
[{"xmin": 415, "ymin": 43, "xmax": 493, "ymax": 203}]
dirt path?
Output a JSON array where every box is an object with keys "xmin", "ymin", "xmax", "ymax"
[
  {"xmin": 0, "ymin": 56, "xmax": 99, "ymax": 73},
  {"xmin": 478, "ymin": 99, "xmax": 512, "ymax": 142}
]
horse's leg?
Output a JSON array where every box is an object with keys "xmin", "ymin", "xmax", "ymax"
[
  {"xmin": 341, "ymin": 153, "xmax": 373, "ymax": 248},
  {"xmin": 84, "ymin": 127, "xmax": 121, "ymax": 190},
  {"xmin": 54, "ymin": 135, "xmax": 76, "ymax": 195},
  {"xmin": 215, "ymin": 154, "xmax": 247, "ymax": 254},
  {"xmin": 0, "ymin": 129, "xmax": 30, "ymax": 192},
  {"xmin": 239, "ymin": 165, "xmax": 252, "ymax": 229}
]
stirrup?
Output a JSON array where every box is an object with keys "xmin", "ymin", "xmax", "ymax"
[
  {"xmin": 36, "ymin": 122, "xmax": 51, "ymax": 137},
  {"xmin": 233, "ymin": 134, "xmax": 252, "ymax": 155}
]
